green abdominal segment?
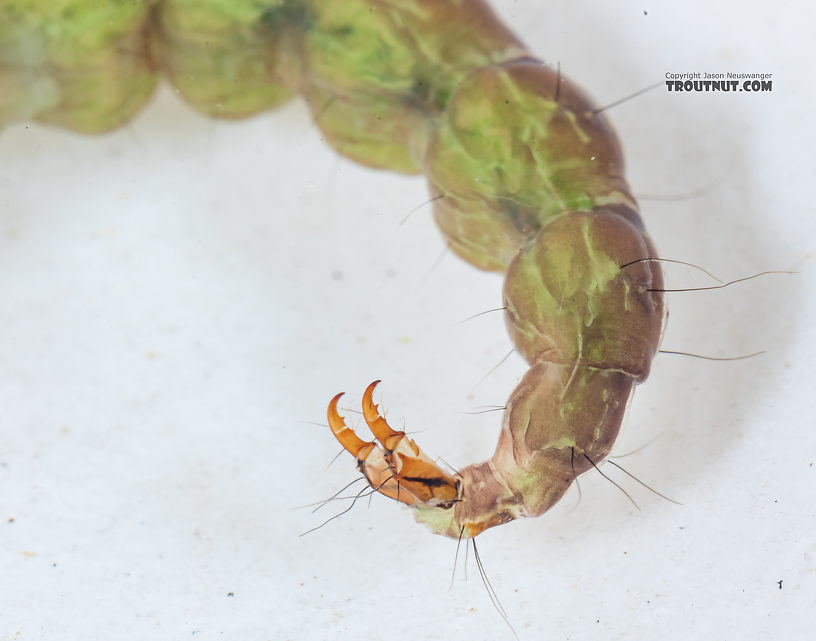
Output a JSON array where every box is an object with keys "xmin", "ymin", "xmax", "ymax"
[{"xmin": 1, "ymin": 0, "xmax": 665, "ymax": 538}]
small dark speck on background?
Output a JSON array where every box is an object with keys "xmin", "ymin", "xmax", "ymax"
[
  {"xmin": 777, "ymin": 580, "xmax": 783, "ymax": 590},
  {"xmin": 227, "ymin": 592, "xmax": 234, "ymax": 597}
]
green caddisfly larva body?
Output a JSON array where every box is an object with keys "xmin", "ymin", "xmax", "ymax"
[{"xmin": 1, "ymin": 0, "xmax": 665, "ymax": 538}]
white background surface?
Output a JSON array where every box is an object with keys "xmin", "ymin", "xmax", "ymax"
[{"xmin": 1, "ymin": 1, "xmax": 814, "ymax": 639}]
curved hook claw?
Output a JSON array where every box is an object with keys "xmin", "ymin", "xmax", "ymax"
[
  {"xmin": 328, "ymin": 392, "xmax": 372, "ymax": 458},
  {"xmin": 325, "ymin": 381, "xmax": 461, "ymax": 510},
  {"xmin": 362, "ymin": 380, "xmax": 403, "ymax": 448}
]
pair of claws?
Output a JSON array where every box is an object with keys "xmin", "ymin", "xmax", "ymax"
[{"xmin": 327, "ymin": 381, "xmax": 460, "ymax": 509}]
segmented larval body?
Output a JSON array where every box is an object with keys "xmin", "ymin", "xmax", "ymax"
[{"xmin": 1, "ymin": 0, "xmax": 665, "ymax": 538}]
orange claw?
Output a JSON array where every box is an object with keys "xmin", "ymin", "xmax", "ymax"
[
  {"xmin": 327, "ymin": 392, "xmax": 371, "ymax": 458},
  {"xmin": 327, "ymin": 381, "xmax": 461, "ymax": 510},
  {"xmin": 361, "ymin": 380, "xmax": 404, "ymax": 450},
  {"xmin": 326, "ymin": 390, "xmax": 416, "ymax": 506}
]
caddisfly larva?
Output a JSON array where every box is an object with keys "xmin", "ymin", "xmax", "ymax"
[{"xmin": 1, "ymin": 0, "xmax": 666, "ymax": 541}]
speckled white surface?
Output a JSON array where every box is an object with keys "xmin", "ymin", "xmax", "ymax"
[{"xmin": 1, "ymin": 1, "xmax": 813, "ymax": 639}]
